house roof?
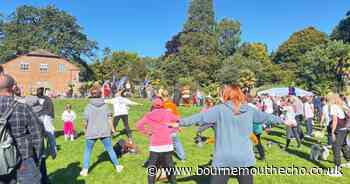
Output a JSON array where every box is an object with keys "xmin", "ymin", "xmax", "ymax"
[
  {"xmin": 1, "ymin": 49, "xmax": 81, "ymax": 69},
  {"xmin": 26, "ymin": 49, "xmax": 61, "ymax": 58}
]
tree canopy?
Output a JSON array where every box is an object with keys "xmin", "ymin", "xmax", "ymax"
[
  {"xmin": 331, "ymin": 11, "xmax": 350, "ymax": 43},
  {"xmin": 0, "ymin": 5, "xmax": 97, "ymax": 62},
  {"xmin": 0, "ymin": 5, "xmax": 97, "ymax": 81},
  {"xmin": 298, "ymin": 40, "xmax": 350, "ymax": 94}
]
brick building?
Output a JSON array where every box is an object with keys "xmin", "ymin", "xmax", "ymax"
[{"xmin": 1, "ymin": 50, "xmax": 80, "ymax": 96}]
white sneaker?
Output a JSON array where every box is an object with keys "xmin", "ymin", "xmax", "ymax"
[
  {"xmin": 80, "ymin": 169, "xmax": 88, "ymax": 177},
  {"xmin": 341, "ymin": 162, "xmax": 350, "ymax": 168},
  {"xmin": 116, "ymin": 165, "xmax": 124, "ymax": 173}
]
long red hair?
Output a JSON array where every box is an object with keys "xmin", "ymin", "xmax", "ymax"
[{"xmin": 222, "ymin": 84, "xmax": 247, "ymax": 114}]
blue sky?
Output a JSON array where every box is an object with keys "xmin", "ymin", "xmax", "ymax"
[{"xmin": 0, "ymin": 0, "xmax": 349, "ymax": 57}]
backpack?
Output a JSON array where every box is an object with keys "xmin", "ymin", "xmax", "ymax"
[{"xmin": 0, "ymin": 101, "xmax": 21, "ymax": 176}]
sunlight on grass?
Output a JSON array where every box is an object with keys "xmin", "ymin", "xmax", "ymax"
[{"xmin": 47, "ymin": 99, "xmax": 349, "ymax": 184}]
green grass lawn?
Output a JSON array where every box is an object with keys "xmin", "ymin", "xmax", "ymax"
[{"xmin": 47, "ymin": 99, "xmax": 349, "ymax": 184}]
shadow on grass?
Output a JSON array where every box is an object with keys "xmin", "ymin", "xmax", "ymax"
[
  {"xmin": 49, "ymin": 162, "xmax": 85, "ymax": 184},
  {"xmin": 262, "ymin": 137, "xmax": 284, "ymax": 147},
  {"xmin": 176, "ymin": 175, "xmax": 211, "ymax": 184},
  {"xmin": 284, "ymin": 148, "xmax": 328, "ymax": 169},
  {"xmin": 89, "ymin": 151, "xmax": 114, "ymax": 173},
  {"xmin": 176, "ymin": 165, "xmax": 244, "ymax": 184},
  {"xmin": 267, "ymin": 130, "xmax": 286, "ymax": 138}
]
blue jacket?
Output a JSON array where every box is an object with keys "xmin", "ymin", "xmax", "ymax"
[
  {"xmin": 253, "ymin": 123, "xmax": 264, "ymax": 135},
  {"xmin": 180, "ymin": 102, "xmax": 282, "ymax": 168}
]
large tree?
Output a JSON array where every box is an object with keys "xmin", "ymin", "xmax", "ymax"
[
  {"xmin": 239, "ymin": 42, "xmax": 270, "ymax": 63},
  {"xmin": 299, "ymin": 40, "xmax": 350, "ymax": 94},
  {"xmin": 184, "ymin": 0, "xmax": 215, "ymax": 33},
  {"xmin": 0, "ymin": 5, "xmax": 97, "ymax": 80},
  {"xmin": 331, "ymin": 11, "xmax": 350, "ymax": 43},
  {"xmin": 162, "ymin": 0, "xmax": 223, "ymax": 86},
  {"xmin": 239, "ymin": 42, "xmax": 288, "ymax": 85},
  {"xmin": 216, "ymin": 18, "xmax": 241, "ymax": 58},
  {"xmin": 0, "ymin": 5, "xmax": 97, "ymax": 60},
  {"xmin": 272, "ymin": 27, "xmax": 328, "ymax": 82},
  {"xmin": 216, "ymin": 53, "xmax": 261, "ymax": 85},
  {"xmin": 91, "ymin": 50, "xmax": 150, "ymax": 83},
  {"xmin": 273, "ymin": 27, "xmax": 328, "ymax": 64}
]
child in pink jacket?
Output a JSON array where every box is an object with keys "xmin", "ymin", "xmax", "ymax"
[{"xmin": 137, "ymin": 98, "xmax": 179, "ymax": 184}]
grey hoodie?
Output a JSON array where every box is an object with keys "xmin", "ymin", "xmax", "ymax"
[{"xmin": 83, "ymin": 98, "xmax": 112, "ymax": 139}]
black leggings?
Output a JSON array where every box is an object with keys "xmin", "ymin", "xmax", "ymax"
[
  {"xmin": 210, "ymin": 171, "xmax": 253, "ymax": 184},
  {"xmin": 114, "ymin": 115, "xmax": 132, "ymax": 139},
  {"xmin": 286, "ymin": 127, "xmax": 301, "ymax": 148},
  {"xmin": 147, "ymin": 151, "xmax": 176, "ymax": 184},
  {"xmin": 295, "ymin": 115, "xmax": 305, "ymax": 140},
  {"xmin": 332, "ymin": 129, "xmax": 350, "ymax": 167},
  {"xmin": 255, "ymin": 134, "xmax": 265, "ymax": 159}
]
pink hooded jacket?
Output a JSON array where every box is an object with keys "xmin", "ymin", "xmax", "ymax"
[{"xmin": 137, "ymin": 108, "xmax": 179, "ymax": 147}]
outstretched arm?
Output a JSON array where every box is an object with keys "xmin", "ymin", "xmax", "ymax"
[
  {"xmin": 179, "ymin": 106, "xmax": 219, "ymax": 127},
  {"xmin": 125, "ymin": 98, "xmax": 141, "ymax": 106},
  {"xmin": 252, "ymin": 107, "xmax": 283, "ymax": 125}
]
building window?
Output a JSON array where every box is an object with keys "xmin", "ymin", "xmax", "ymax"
[
  {"xmin": 40, "ymin": 64, "xmax": 48, "ymax": 73},
  {"xmin": 20, "ymin": 63, "xmax": 29, "ymax": 72},
  {"xmin": 58, "ymin": 64, "xmax": 65, "ymax": 73}
]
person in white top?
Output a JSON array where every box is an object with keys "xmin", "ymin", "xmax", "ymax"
[
  {"xmin": 262, "ymin": 95, "xmax": 274, "ymax": 114},
  {"xmin": 326, "ymin": 93, "xmax": 350, "ymax": 177},
  {"xmin": 303, "ymin": 97, "xmax": 314, "ymax": 137},
  {"xmin": 105, "ymin": 90, "xmax": 141, "ymax": 142},
  {"xmin": 281, "ymin": 97, "xmax": 301, "ymax": 150},
  {"xmin": 291, "ymin": 96, "xmax": 305, "ymax": 141},
  {"xmin": 62, "ymin": 104, "xmax": 77, "ymax": 141}
]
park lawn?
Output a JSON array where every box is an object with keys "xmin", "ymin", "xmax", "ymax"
[{"xmin": 46, "ymin": 99, "xmax": 349, "ymax": 184}]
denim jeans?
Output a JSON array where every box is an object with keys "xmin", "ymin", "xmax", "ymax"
[
  {"xmin": 306, "ymin": 118, "xmax": 313, "ymax": 136},
  {"xmin": 17, "ymin": 158, "xmax": 41, "ymax": 184},
  {"xmin": 46, "ymin": 131, "xmax": 57, "ymax": 158},
  {"xmin": 40, "ymin": 115, "xmax": 57, "ymax": 158},
  {"xmin": 172, "ymin": 134, "xmax": 186, "ymax": 161},
  {"xmin": 83, "ymin": 137, "xmax": 120, "ymax": 169},
  {"xmin": 40, "ymin": 158, "xmax": 50, "ymax": 184}
]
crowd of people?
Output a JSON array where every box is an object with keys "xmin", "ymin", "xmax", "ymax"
[{"xmin": 1, "ymin": 64, "xmax": 350, "ymax": 184}]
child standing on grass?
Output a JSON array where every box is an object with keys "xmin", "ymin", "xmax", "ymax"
[
  {"xmin": 137, "ymin": 98, "xmax": 179, "ymax": 184},
  {"xmin": 62, "ymin": 104, "xmax": 77, "ymax": 141}
]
